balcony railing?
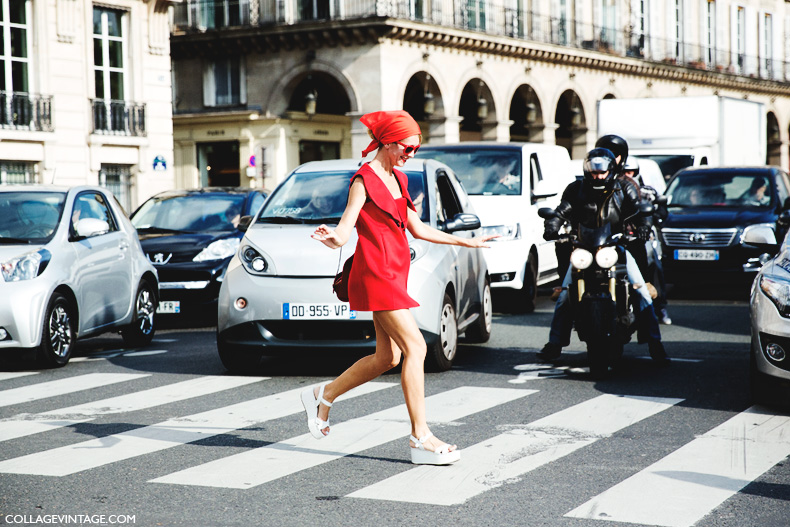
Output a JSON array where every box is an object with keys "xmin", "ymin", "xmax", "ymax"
[
  {"xmin": 172, "ymin": 0, "xmax": 790, "ymax": 83},
  {"xmin": 91, "ymin": 99, "xmax": 146, "ymax": 137},
  {"xmin": 0, "ymin": 92, "xmax": 53, "ymax": 132}
]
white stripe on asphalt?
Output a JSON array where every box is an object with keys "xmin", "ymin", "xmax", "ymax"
[
  {"xmin": 151, "ymin": 387, "xmax": 535, "ymax": 489},
  {"xmin": 347, "ymin": 394, "xmax": 682, "ymax": 505},
  {"xmin": 0, "ymin": 372, "xmax": 39, "ymax": 382},
  {"xmin": 565, "ymin": 406, "xmax": 790, "ymax": 527},
  {"xmin": 0, "ymin": 376, "xmax": 268, "ymax": 442},
  {"xmin": 0, "ymin": 373, "xmax": 149, "ymax": 408},
  {"xmin": 0, "ymin": 381, "xmax": 394, "ymax": 476}
]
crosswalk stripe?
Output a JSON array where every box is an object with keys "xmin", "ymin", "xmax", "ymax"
[
  {"xmin": 150, "ymin": 386, "xmax": 535, "ymax": 489},
  {"xmin": 0, "ymin": 373, "xmax": 149, "ymax": 408},
  {"xmin": 0, "ymin": 376, "xmax": 268, "ymax": 443},
  {"xmin": 0, "ymin": 381, "xmax": 394, "ymax": 476},
  {"xmin": 565, "ymin": 406, "xmax": 790, "ymax": 527},
  {"xmin": 347, "ymin": 394, "xmax": 683, "ymax": 505},
  {"xmin": 0, "ymin": 372, "xmax": 39, "ymax": 382}
]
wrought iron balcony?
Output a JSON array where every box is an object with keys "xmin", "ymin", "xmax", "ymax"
[
  {"xmin": 0, "ymin": 92, "xmax": 53, "ymax": 132},
  {"xmin": 91, "ymin": 99, "xmax": 146, "ymax": 137}
]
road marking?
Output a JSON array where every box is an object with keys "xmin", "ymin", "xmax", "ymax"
[
  {"xmin": 121, "ymin": 350, "xmax": 168, "ymax": 357},
  {"xmin": 0, "ymin": 382, "xmax": 394, "ymax": 476},
  {"xmin": 565, "ymin": 406, "xmax": 790, "ymax": 527},
  {"xmin": 347, "ymin": 394, "xmax": 682, "ymax": 505},
  {"xmin": 0, "ymin": 376, "xmax": 267, "ymax": 442},
  {"xmin": 0, "ymin": 373, "xmax": 149, "ymax": 408},
  {"xmin": 151, "ymin": 387, "xmax": 535, "ymax": 489},
  {"xmin": 509, "ymin": 364, "xmax": 587, "ymax": 383},
  {"xmin": 0, "ymin": 372, "xmax": 39, "ymax": 382}
]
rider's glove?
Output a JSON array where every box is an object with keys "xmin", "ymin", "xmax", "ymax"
[
  {"xmin": 637, "ymin": 225, "xmax": 652, "ymax": 242},
  {"xmin": 543, "ymin": 219, "xmax": 560, "ymax": 241}
]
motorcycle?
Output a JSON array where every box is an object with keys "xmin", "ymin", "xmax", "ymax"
[{"xmin": 539, "ymin": 208, "xmax": 640, "ymax": 377}]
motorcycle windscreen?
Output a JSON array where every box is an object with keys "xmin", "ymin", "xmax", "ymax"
[{"xmin": 577, "ymin": 222, "xmax": 613, "ymax": 249}]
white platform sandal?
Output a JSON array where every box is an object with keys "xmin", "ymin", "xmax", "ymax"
[
  {"xmin": 300, "ymin": 383, "xmax": 332, "ymax": 439},
  {"xmin": 409, "ymin": 432, "xmax": 461, "ymax": 465}
]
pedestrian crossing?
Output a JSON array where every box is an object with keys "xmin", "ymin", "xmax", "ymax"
[{"xmin": 1, "ymin": 371, "xmax": 788, "ymax": 527}]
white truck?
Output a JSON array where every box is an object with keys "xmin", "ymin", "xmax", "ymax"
[{"xmin": 597, "ymin": 96, "xmax": 766, "ymax": 179}]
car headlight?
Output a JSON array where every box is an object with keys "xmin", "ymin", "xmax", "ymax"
[
  {"xmin": 193, "ymin": 238, "xmax": 241, "ymax": 262},
  {"xmin": 1, "ymin": 249, "xmax": 51, "ymax": 282},
  {"xmin": 595, "ymin": 246, "xmax": 619, "ymax": 269},
  {"xmin": 480, "ymin": 224, "xmax": 521, "ymax": 241},
  {"xmin": 760, "ymin": 275, "xmax": 790, "ymax": 317},
  {"xmin": 570, "ymin": 248, "xmax": 593, "ymax": 270},
  {"xmin": 240, "ymin": 245, "xmax": 272, "ymax": 275}
]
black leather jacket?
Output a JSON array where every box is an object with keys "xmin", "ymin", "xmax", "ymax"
[{"xmin": 544, "ymin": 178, "xmax": 650, "ymax": 239}]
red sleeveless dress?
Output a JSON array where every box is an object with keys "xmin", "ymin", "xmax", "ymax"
[{"xmin": 348, "ymin": 164, "xmax": 419, "ymax": 312}]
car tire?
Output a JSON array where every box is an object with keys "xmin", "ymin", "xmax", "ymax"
[
  {"xmin": 122, "ymin": 279, "xmax": 157, "ymax": 348},
  {"xmin": 426, "ymin": 293, "xmax": 458, "ymax": 372},
  {"xmin": 521, "ymin": 254, "xmax": 538, "ymax": 314},
  {"xmin": 465, "ymin": 278, "xmax": 492, "ymax": 343},
  {"xmin": 217, "ymin": 330, "xmax": 262, "ymax": 374},
  {"xmin": 36, "ymin": 292, "xmax": 76, "ymax": 368}
]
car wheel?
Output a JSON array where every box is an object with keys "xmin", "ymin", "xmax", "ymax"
[
  {"xmin": 465, "ymin": 278, "xmax": 492, "ymax": 343},
  {"xmin": 122, "ymin": 279, "xmax": 156, "ymax": 348},
  {"xmin": 36, "ymin": 293, "xmax": 75, "ymax": 368},
  {"xmin": 521, "ymin": 254, "xmax": 538, "ymax": 314},
  {"xmin": 426, "ymin": 293, "xmax": 458, "ymax": 372},
  {"xmin": 217, "ymin": 330, "xmax": 262, "ymax": 374}
]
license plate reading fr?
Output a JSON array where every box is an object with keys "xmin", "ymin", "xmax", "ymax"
[
  {"xmin": 283, "ymin": 303, "xmax": 356, "ymax": 320},
  {"xmin": 157, "ymin": 301, "xmax": 181, "ymax": 314}
]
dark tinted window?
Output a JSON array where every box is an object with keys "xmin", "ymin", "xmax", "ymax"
[
  {"xmin": 132, "ymin": 193, "xmax": 247, "ymax": 231},
  {"xmin": 666, "ymin": 172, "xmax": 774, "ymax": 208},
  {"xmin": 0, "ymin": 192, "xmax": 66, "ymax": 243}
]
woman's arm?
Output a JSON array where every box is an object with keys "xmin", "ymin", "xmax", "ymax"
[
  {"xmin": 406, "ymin": 207, "xmax": 497, "ymax": 248},
  {"xmin": 312, "ymin": 177, "xmax": 366, "ymax": 249}
]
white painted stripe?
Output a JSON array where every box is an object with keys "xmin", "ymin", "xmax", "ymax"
[
  {"xmin": 0, "ymin": 382, "xmax": 394, "ymax": 476},
  {"xmin": 0, "ymin": 373, "xmax": 149, "ymax": 408},
  {"xmin": 565, "ymin": 406, "xmax": 790, "ymax": 527},
  {"xmin": 0, "ymin": 372, "xmax": 39, "ymax": 381},
  {"xmin": 151, "ymin": 386, "xmax": 535, "ymax": 489},
  {"xmin": 348, "ymin": 394, "xmax": 682, "ymax": 505},
  {"xmin": 0, "ymin": 376, "xmax": 267, "ymax": 442}
]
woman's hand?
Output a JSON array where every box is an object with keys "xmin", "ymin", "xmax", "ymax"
[
  {"xmin": 467, "ymin": 234, "xmax": 499, "ymax": 248},
  {"xmin": 312, "ymin": 224, "xmax": 343, "ymax": 249}
]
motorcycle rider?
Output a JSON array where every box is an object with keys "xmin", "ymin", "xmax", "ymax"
[{"xmin": 536, "ymin": 147, "xmax": 670, "ymax": 366}]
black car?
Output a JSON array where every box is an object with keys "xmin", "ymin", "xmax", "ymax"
[
  {"xmin": 660, "ymin": 167, "xmax": 790, "ymax": 284},
  {"xmin": 130, "ymin": 188, "xmax": 268, "ymax": 317}
]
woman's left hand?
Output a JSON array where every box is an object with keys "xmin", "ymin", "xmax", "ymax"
[
  {"xmin": 469, "ymin": 234, "xmax": 499, "ymax": 248},
  {"xmin": 312, "ymin": 224, "xmax": 343, "ymax": 249}
]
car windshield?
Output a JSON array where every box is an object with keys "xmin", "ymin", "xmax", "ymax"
[
  {"xmin": 416, "ymin": 148, "xmax": 521, "ymax": 196},
  {"xmin": 131, "ymin": 194, "xmax": 247, "ymax": 232},
  {"xmin": 258, "ymin": 169, "xmax": 429, "ymax": 223},
  {"xmin": 666, "ymin": 173, "xmax": 774, "ymax": 208},
  {"xmin": 0, "ymin": 192, "xmax": 66, "ymax": 244}
]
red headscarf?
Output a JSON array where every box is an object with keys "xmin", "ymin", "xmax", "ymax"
[{"xmin": 360, "ymin": 111, "xmax": 421, "ymax": 157}]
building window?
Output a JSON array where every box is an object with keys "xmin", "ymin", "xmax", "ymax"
[
  {"xmin": 464, "ymin": 0, "xmax": 486, "ymax": 31},
  {"xmin": 0, "ymin": 0, "xmax": 30, "ymax": 95},
  {"xmin": 705, "ymin": 1, "xmax": 716, "ymax": 65},
  {"xmin": 203, "ymin": 56, "xmax": 246, "ymax": 107},
  {"xmin": 199, "ymin": 0, "xmax": 250, "ymax": 28},
  {"xmin": 99, "ymin": 164, "xmax": 133, "ymax": 212},
  {"xmin": 736, "ymin": 6, "xmax": 745, "ymax": 73},
  {"xmin": 93, "ymin": 7, "xmax": 127, "ymax": 103},
  {"xmin": 0, "ymin": 160, "xmax": 36, "ymax": 184},
  {"xmin": 673, "ymin": 0, "xmax": 683, "ymax": 60},
  {"xmin": 763, "ymin": 13, "xmax": 773, "ymax": 77}
]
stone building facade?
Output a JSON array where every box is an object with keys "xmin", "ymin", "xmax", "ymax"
[
  {"xmin": 0, "ymin": 0, "xmax": 175, "ymax": 210},
  {"xmin": 170, "ymin": 0, "xmax": 790, "ymax": 191}
]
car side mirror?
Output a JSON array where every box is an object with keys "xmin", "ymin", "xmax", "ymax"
[
  {"xmin": 742, "ymin": 225, "xmax": 779, "ymax": 253},
  {"xmin": 444, "ymin": 213, "xmax": 481, "ymax": 233},
  {"xmin": 654, "ymin": 195, "xmax": 668, "ymax": 207},
  {"xmin": 237, "ymin": 215, "xmax": 253, "ymax": 232},
  {"xmin": 74, "ymin": 218, "xmax": 110, "ymax": 239},
  {"xmin": 778, "ymin": 210, "xmax": 790, "ymax": 229},
  {"xmin": 531, "ymin": 180, "xmax": 559, "ymax": 204}
]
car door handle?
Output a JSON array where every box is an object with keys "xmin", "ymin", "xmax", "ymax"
[{"xmin": 119, "ymin": 241, "xmax": 129, "ymax": 251}]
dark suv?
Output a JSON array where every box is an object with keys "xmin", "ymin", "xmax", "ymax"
[{"xmin": 660, "ymin": 166, "xmax": 790, "ymax": 284}]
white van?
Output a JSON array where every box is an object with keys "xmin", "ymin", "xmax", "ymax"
[{"xmin": 416, "ymin": 142, "xmax": 574, "ymax": 312}]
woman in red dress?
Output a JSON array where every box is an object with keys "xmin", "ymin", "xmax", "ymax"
[{"xmin": 303, "ymin": 110, "xmax": 497, "ymax": 465}]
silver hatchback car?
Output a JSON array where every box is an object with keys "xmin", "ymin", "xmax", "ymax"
[
  {"xmin": 217, "ymin": 158, "xmax": 491, "ymax": 373},
  {"xmin": 0, "ymin": 186, "xmax": 158, "ymax": 367}
]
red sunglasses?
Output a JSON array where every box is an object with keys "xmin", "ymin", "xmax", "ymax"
[{"xmin": 393, "ymin": 141, "xmax": 421, "ymax": 155}]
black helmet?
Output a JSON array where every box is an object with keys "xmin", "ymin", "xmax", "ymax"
[
  {"xmin": 583, "ymin": 148, "xmax": 616, "ymax": 191},
  {"xmin": 595, "ymin": 134, "xmax": 629, "ymax": 173}
]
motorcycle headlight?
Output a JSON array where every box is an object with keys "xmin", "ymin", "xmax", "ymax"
[
  {"xmin": 193, "ymin": 238, "xmax": 241, "ymax": 262},
  {"xmin": 1, "ymin": 249, "xmax": 51, "ymax": 282},
  {"xmin": 760, "ymin": 275, "xmax": 790, "ymax": 317},
  {"xmin": 480, "ymin": 224, "xmax": 521, "ymax": 241},
  {"xmin": 240, "ymin": 245, "xmax": 273, "ymax": 275},
  {"xmin": 570, "ymin": 248, "xmax": 593, "ymax": 270},
  {"xmin": 595, "ymin": 246, "xmax": 619, "ymax": 269}
]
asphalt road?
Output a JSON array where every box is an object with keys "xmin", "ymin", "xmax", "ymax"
[{"xmin": 1, "ymin": 285, "xmax": 788, "ymax": 527}]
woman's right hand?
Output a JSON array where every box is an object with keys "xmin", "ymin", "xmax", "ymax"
[{"xmin": 312, "ymin": 224, "xmax": 342, "ymax": 249}]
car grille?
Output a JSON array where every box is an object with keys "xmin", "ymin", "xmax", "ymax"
[{"xmin": 661, "ymin": 228, "xmax": 737, "ymax": 248}]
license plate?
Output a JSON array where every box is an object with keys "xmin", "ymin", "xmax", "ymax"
[
  {"xmin": 157, "ymin": 301, "xmax": 181, "ymax": 314},
  {"xmin": 675, "ymin": 249, "xmax": 719, "ymax": 261},
  {"xmin": 283, "ymin": 303, "xmax": 356, "ymax": 320}
]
